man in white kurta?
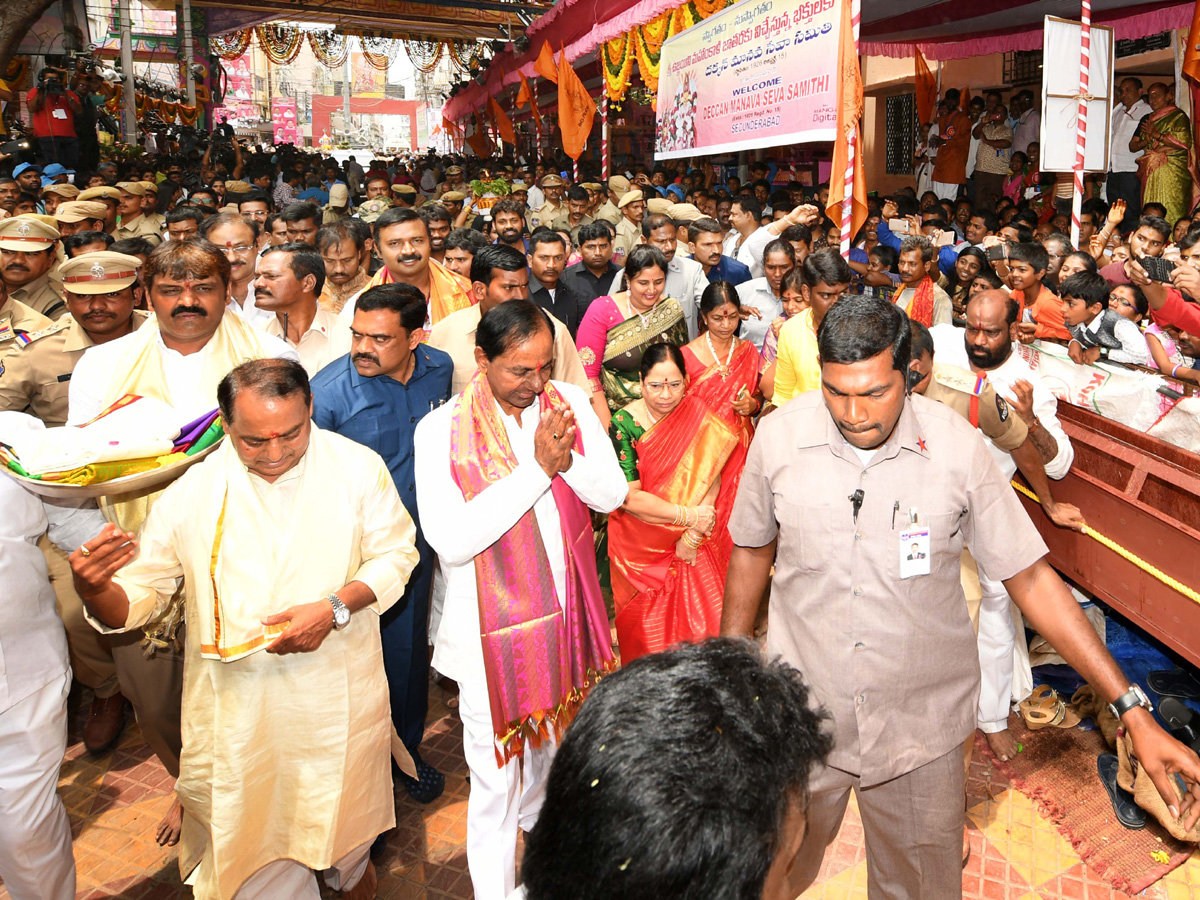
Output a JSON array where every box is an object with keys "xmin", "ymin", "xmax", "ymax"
[
  {"xmin": 71, "ymin": 359, "xmax": 419, "ymax": 900},
  {"xmin": 414, "ymin": 303, "xmax": 627, "ymax": 900}
]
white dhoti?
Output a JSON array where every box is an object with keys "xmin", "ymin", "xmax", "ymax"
[
  {"xmin": 459, "ymin": 674, "xmax": 556, "ymax": 900},
  {"xmin": 228, "ymin": 841, "xmax": 371, "ymax": 900},
  {"xmin": 0, "ymin": 672, "xmax": 75, "ymax": 900},
  {"xmin": 932, "ymin": 180, "xmax": 962, "ymax": 201},
  {"xmin": 977, "ymin": 568, "xmax": 1034, "ymax": 732}
]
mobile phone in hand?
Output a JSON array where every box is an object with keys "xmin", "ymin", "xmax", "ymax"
[
  {"xmin": 1139, "ymin": 256, "xmax": 1176, "ymax": 282},
  {"xmin": 985, "ymin": 244, "xmax": 1007, "ymax": 262},
  {"xmin": 887, "ymin": 218, "xmax": 910, "ymax": 235}
]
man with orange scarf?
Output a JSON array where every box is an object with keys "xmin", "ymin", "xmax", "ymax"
[
  {"xmin": 414, "ymin": 300, "xmax": 626, "ymax": 900},
  {"xmin": 338, "ymin": 207, "xmax": 473, "ymax": 331},
  {"xmin": 895, "ymin": 234, "xmax": 952, "ymax": 326}
]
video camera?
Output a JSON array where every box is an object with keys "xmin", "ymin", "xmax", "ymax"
[{"xmin": 37, "ymin": 67, "xmax": 69, "ymax": 95}]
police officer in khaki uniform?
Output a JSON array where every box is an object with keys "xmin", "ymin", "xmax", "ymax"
[
  {"xmin": 436, "ymin": 164, "xmax": 465, "ymax": 199},
  {"xmin": 0, "ymin": 252, "xmax": 150, "ymax": 753},
  {"xmin": 581, "ymin": 181, "xmax": 604, "ymax": 216},
  {"xmin": 77, "ymin": 185, "xmax": 121, "ymax": 233},
  {"xmin": 41, "ymin": 182, "xmax": 80, "ymax": 216},
  {"xmin": 0, "ymin": 216, "xmax": 68, "ymax": 320},
  {"xmin": 392, "ymin": 182, "xmax": 419, "ymax": 209},
  {"xmin": 613, "ymin": 189, "xmax": 646, "ymax": 265},
  {"xmin": 138, "ymin": 181, "xmax": 165, "ymax": 233},
  {"xmin": 112, "ymin": 182, "xmax": 163, "ymax": 246},
  {"xmin": 594, "ymin": 175, "xmax": 630, "ymax": 226},
  {"xmin": 532, "ymin": 174, "xmax": 565, "ymax": 228},
  {"xmin": 55, "ymin": 200, "xmax": 109, "ymax": 237}
]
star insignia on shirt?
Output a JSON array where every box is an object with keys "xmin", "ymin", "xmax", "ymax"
[{"xmin": 917, "ymin": 437, "xmax": 928, "ymax": 452}]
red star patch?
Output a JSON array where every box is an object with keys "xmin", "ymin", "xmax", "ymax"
[{"xmin": 917, "ymin": 437, "xmax": 928, "ymax": 452}]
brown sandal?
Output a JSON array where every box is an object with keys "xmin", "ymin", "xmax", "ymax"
[{"xmin": 1020, "ymin": 685, "xmax": 1081, "ymax": 731}]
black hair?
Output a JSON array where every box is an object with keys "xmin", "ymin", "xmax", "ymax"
[
  {"xmin": 578, "ymin": 222, "xmax": 613, "ymax": 246},
  {"xmin": 528, "ymin": 229, "xmax": 566, "ymax": 252},
  {"xmin": 803, "ymin": 246, "xmax": 853, "ymax": 288},
  {"xmin": 1007, "ymin": 242, "xmax": 1049, "ymax": 273},
  {"xmin": 1058, "ymin": 271, "xmax": 1110, "ymax": 310},
  {"xmin": 200, "ymin": 210, "xmax": 260, "ymax": 242},
  {"xmin": 781, "ymin": 223, "xmax": 812, "ymax": 246},
  {"xmin": 353, "ymin": 282, "xmax": 427, "ymax": 332},
  {"xmin": 642, "ymin": 213, "xmax": 674, "ymax": 238},
  {"xmin": 782, "ymin": 268, "xmax": 807, "ymax": 294},
  {"xmin": 1000, "ymin": 222, "xmax": 1034, "ymax": 244},
  {"xmin": 491, "ymin": 198, "xmax": 527, "ymax": 225},
  {"xmin": 260, "ymin": 242, "xmax": 326, "ymax": 295},
  {"xmin": 732, "ymin": 193, "xmax": 762, "ymax": 222},
  {"xmin": 316, "ymin": 220, "xmax": 366, "ymax": 254},
  {"xmin": 1142, "ymin": 203, "xmax": 1169, "ymax": 221},
  {"xmin": 817, "ymin": 294, "xmax": 911, "ymax": 374},
  {"xmin": 763, "ymin": 238, "xmax": 795, "ymax": 263},
  {"xmin": 638, "ymin": 342, "xmax": 687, "ymax": 380},
  {"xmin": 475, "ymin": 298, "xmax": 554, "ymax": 360},
  {"xmin": 374, "ymin": 206, "xmax": 427, "ymax": 239},
  {"xmin": 238, "ymin": 189, "xmax": 271, "ymax": 211},
  {"xmin": 217, "ymin": 358, "xmax": 311, "ymax": 426},
  {"xmin": 63, "ymin": 231, "xmax": 114, "ymax": 257},
  {"xmin": 687, "ymin": 217, "xmax": 724, "ymax": 241},
  {"xmin": 419, "ymin": 203, "xmax": 453, "ymax": 226},
  {"xmin": 446, "ymin": 227, "xmax": 489, "ymax": 253},
  {"xmin": 523, "ymin": 638, "xmax": 831, "ymax": 900},
  {"xmin": 1113, "ymin": 282, "xmax": 1149, "ymax": 317},
  {"xmin": 624, "ymin": 244, "xmax": 668, "ymax": 281},
  {"xmin": 970, "ymin": 209, "xmax": 999, "ymax": 233},
  {"xmin": 947, "ymin": 246, "xmax": 988, "ymax": 292},
  {"xmin": 899, "ymin": 234, "xmax": 934, "ymax": 263},
  {"xmin": 165, "ymin": 205, "xmax": 205, "ymax": 226},
  {"xmin": 769, "ymin": 189, "xmax": 794, "ymax": 215},
  {"xmin": 973, "ymin": 268, "xmax": 1006, "ymax": 292},
  {"xmin": 470, "ymin": 243, "xmax": 527, "ymax": 286},
  {"xmin": 909, "ymin": 319, "xmax": 934, "ymax": 359},
  {"xmin": 1136, "ymin": 215, "xmax": 1171, "ymax": 243},
  {"xmin": 699, "ymin": 280, "xmax": 741, "ymax": 319},
  {"xmin": 278, "ymin": 201, "xmax": 321, "ymax": 225},
  {"xmin": 109, "ymin": 236, "xmax": 154, "ymax": 257},
  {"xmin": 567, "ymin": 185, "xmax": 589, "ymax": 203}
]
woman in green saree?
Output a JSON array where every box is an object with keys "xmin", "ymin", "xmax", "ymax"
[{"xmin": 1132, "ymin": 82, "xmax": 1199, "ymax": 226}]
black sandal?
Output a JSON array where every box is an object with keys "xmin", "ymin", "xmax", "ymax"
[
  {"xmin": 1159, "ymin": 698, "xmax": 1200, "ymax": 754},
  {"xmin": 399, "ymin": 753, "xmax": 446, "ymax": 804},
  {"xmin": 1147, "ymin": 668, "xmax": 1200, "ymax": 701},
  {"xmin": 1097, "ymin": 753, "xmax": 1145, "ymax": 830}
]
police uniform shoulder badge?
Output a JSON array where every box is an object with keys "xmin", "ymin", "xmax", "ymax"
[{"xmin": 996, "ymin": 394, "xmax": 1010, "ymax": 422}]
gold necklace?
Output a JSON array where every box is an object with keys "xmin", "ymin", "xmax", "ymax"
[{"xmin": 706, "ymin": 331, "xmax": 736, "ymax": 379}]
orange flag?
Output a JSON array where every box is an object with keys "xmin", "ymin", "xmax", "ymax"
[
  {"xmin": 914, "ymin": 45, "xmax": 937, "ymax": 125},
  {"xmin": 467, "ymin": 110, "xmax": 494, "ymax": 158},
  {"xmin": 488, "ymin": 96, "xmax": 517, "ymax": 147},
  {"xmin": 557, "ymin": 44, "xmax": 595, "ymax": 160},
  {"xmin": 826, "ymin": 0, "xmax": 867, "ymax": 247},
  {"xmin": 534, "ymin": 41, "xmax": 558, "ymax": 84},
  {"xmin": 1184, "ymin": 3, "xmax": 1200, "ymax": 83},
  {"xmin": 517, "ymin": 71, "xmax": 542, "ymax": 133}
]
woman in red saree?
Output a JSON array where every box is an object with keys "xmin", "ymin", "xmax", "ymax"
[
  {"xmin": 607, "ymin": 344, "xmax": 740, "ymax": 662},
  {"xmin": 681, "ymin": 282, "xmax": 763, "ymax": 560}
]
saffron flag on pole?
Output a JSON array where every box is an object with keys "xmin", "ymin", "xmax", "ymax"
[
  {"xmin": 489, "ymin": 96, "xmax": 517, "ymax": 147},
  {"xmin": 535, "ymin": 41, "xmax": 558, "ymax": 84},
  {"xmin": 827, "ymin": 0, "xmax": 867, "ymax": 242},
  {"xmin": 467, "ymin": 110, "xmax": 494, "ymax": 158},
  {"xmin": 517, "ymin": 71, "xmax": 542, "ymax": 132},
  {"xmin": 558, "ymin": 44, "xmax": 595, "ymax": 160},
  {"xmin": 915, "ymin": 45, "xmax": 937, "ymax": 125},
  {"xmin": 1184, "ymin": 1, "xmax": 1200, "ymax": 83}
]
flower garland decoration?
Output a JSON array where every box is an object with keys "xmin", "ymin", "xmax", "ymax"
[
  {"xmin": 360, "ymin": 35, "xmax": 401, "ymax": 71},
  {"xmin": 255, "ymin": 24, "xmax": 303, "ymax": 65},
  {"xmin": 602, "ymin": 33, "xmax": 632, "ymax": 103},
  {"xmin": 631, "ymin": 12, "xmax": 672, "ymax": 92},
  {"xmin": 447, "ymin": 40, "xmax": 485, "ymax": 74},
  {"xmin": 211, "ymin": 29, "xmax": 252, "ymax": 60},
  {"xmin": 177, "ymin": 104, "xmax": 200, "ymax": 126},
  {"xmin": 308, "ymin": 30, "xmax": 348, "ymax": 69},
  {"xmin": 404, "ymin": 40, "xmax": 444, "ymax": 74}
]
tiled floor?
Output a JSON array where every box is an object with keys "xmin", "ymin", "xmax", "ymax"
[{"xmin": 3, "ymin": 683, "xmax": 1200, "ymax": 900}]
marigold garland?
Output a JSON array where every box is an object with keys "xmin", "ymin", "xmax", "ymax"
[
  {"xmin": 361, "ymin": 35, "xmax": 401, "ymax": 71},
  {"xmin": 177, "ymin": 104, "xmax": 200, "ymax": 126},
  {"xmin": 211, "ymin": 30, "xmax": 251, "ymax": 60},
  {"xmin": 255, "ymin": 24, "xmax": 303, "ymax": 64},
  {"xmin": 602, "ymin": 34, "xmax": 632, "ymax": 102},
  {"xmin": 404, "ymin": 40, "xmax": 444, "ymax": 74},
  {"xmin": 308, "ymin": 31, "xmax": 348, "ymax": 68}
]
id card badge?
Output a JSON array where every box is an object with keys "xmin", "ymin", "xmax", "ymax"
[
  {"xmin": 899, "ymin": 526, "xmax": 931, "ymax": 579},
  {"xmin": 52, "ymin": 107, "xmax": 68, "ymax": 120}
]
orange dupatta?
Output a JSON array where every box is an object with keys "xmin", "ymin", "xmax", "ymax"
[
  {"xmin": 366, "ymin": 257, "xmax": 474, "ymax": 325},
  {"xmin": 608, "ymin": 393, "xmax": 739, "ymax": 662}
]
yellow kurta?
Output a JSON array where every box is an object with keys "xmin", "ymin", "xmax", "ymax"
[{"xmin": 95, "ymin": 427, "xmax": 419, "ymax": 899}]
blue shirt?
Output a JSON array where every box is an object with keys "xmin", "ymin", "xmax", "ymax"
[
  {"xmin": 706, "ymin": 255, "xmax": 753, "ymax": 286},
  {"xmin": 876, "ymin": 219, "xmax": 959, "ymax": 277},
  {"xmin": 296, "ymin": 187, "xmax": 329, "ymax": 204},
  {"xmin": 310, "ymin": 346, "xmax": 454, "ymax": 525}
]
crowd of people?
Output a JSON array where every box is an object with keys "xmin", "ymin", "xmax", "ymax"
[{"xmin": 2, "ymin": 75, "xmax": 1200, "ymax": 900}]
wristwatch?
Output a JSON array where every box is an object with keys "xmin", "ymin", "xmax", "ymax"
[
  {"xmin": 328, "ymin": 592, "xmax": 351, "ymax": 631},
  {"xmin": 1107, "ymin": 684, "xmax": 1153, "ymax": 720}
]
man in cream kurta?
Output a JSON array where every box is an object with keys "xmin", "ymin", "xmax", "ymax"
[{"xmin": 72, "ymin": 359, "xmax": 419, "ymax": 900}]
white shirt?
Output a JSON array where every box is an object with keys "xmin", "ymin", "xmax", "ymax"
[
  {"xmin": 930, "ymin": 324, "xmax": 1074, "ymax": 480},
  {"xmin": 259, "ymin": 304, "xmax": 353, "ymax": 377},
  {"xmin": 527, "ymin": 186, "xmax": 545, "ymax": 210},
  {"xmin": 735, "ymin": 277, "xmax": 782, "ymax": 350},
  {"xmin": 1110, "ymin": 99, "xmax": 1152, "ymax": 173},
  {"xmin": 1076, "ymin": 312, "xmax": 1152, "ymax": 366},
  {"xmin": 606, "ymin": 254, "xmax": 706, "ymax": 339},
  {"xmin": 67, "ymin": 322, "xmax": 298, "ymax": 426},
  {"xmin": 966, "ymin": 123, "xmax": 983, "ymax": 177},
  {"xmin": 228, "ymin": 283, "xmax": 273, "ymax": 326},
  {"xmin": 414, "ymin": 380, "xmax": 627, "ymax": 686},
  {"xmin": 723, "ymin": 230, "xmax": 741, "ymax": 258},
  {"xmin": 0, "ymin": 412, "xmax": 107, "ymax": 712},
  {"xmin": 736, "ymin": 225, "xmax": 778, "ymax": 279}
]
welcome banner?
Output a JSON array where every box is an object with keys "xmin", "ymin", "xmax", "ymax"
[{"xmin": 655, "ymin": 0, "xmax": 840, "ymax": 159}]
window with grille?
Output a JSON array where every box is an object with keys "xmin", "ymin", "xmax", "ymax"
[
  {"xmin": 885, "ymin": 93, "xmax": 915, "ymax": 176},
  {"xmin": 1003, "ymin": 50, "xmax": 1043, "ymax": 87}
]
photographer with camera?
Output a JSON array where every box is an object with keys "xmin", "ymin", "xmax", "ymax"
[{"xmin": 26, "ymin": 68, "xmax": 82, "ymax": 169}]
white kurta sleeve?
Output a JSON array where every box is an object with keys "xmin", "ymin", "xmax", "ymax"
[
  {"xmin": 414, "ymin": 407, "xmax": 557, "ymax": 567},
  {"xmin": 350, "ymin": 454, "xmax": 419, "ymax": 615},
  {"xmin": 43, "ymin": 497, "xmax": 107, "ymax": 554},
  {"xmin": 736, "ymin": 226, "xmax": 774, "ymax": 278},
  {"xmin": 557, "ymin": 382, "xmax": 628, "ymax": 514},
  {"xmin": 103, "ymin": 495, "xmax": 186, "ymax": 632},
  {"xmin": 1033, "ymin": 383, "xmax": 1074, "ymax": 480},
  {"xmin": 66, "ymin": 345, "xmax": 106, "ymax": 426}
]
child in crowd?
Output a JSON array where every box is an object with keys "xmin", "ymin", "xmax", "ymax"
[
  {"xmin": 761, "ymin": 268, "xmax": 807, "ymax": 370},
  {"xmin": 1113, "ymin": 283, "xmax": 1200, "ymax": 385},
  {"xmin": 1007, "ymin": 241, "xmax": 1070, "ymax": 341},
  {"xmin": 861, "ymin": 245, "xmax": 899, "ymax": 302},
  {"xmin": 970, "ymin": 268, "xmax": 1006, "ymax": 299},
  {"xmin": 1059, "ymin": 272, "xmax": 1151, "ymax": 366}
]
